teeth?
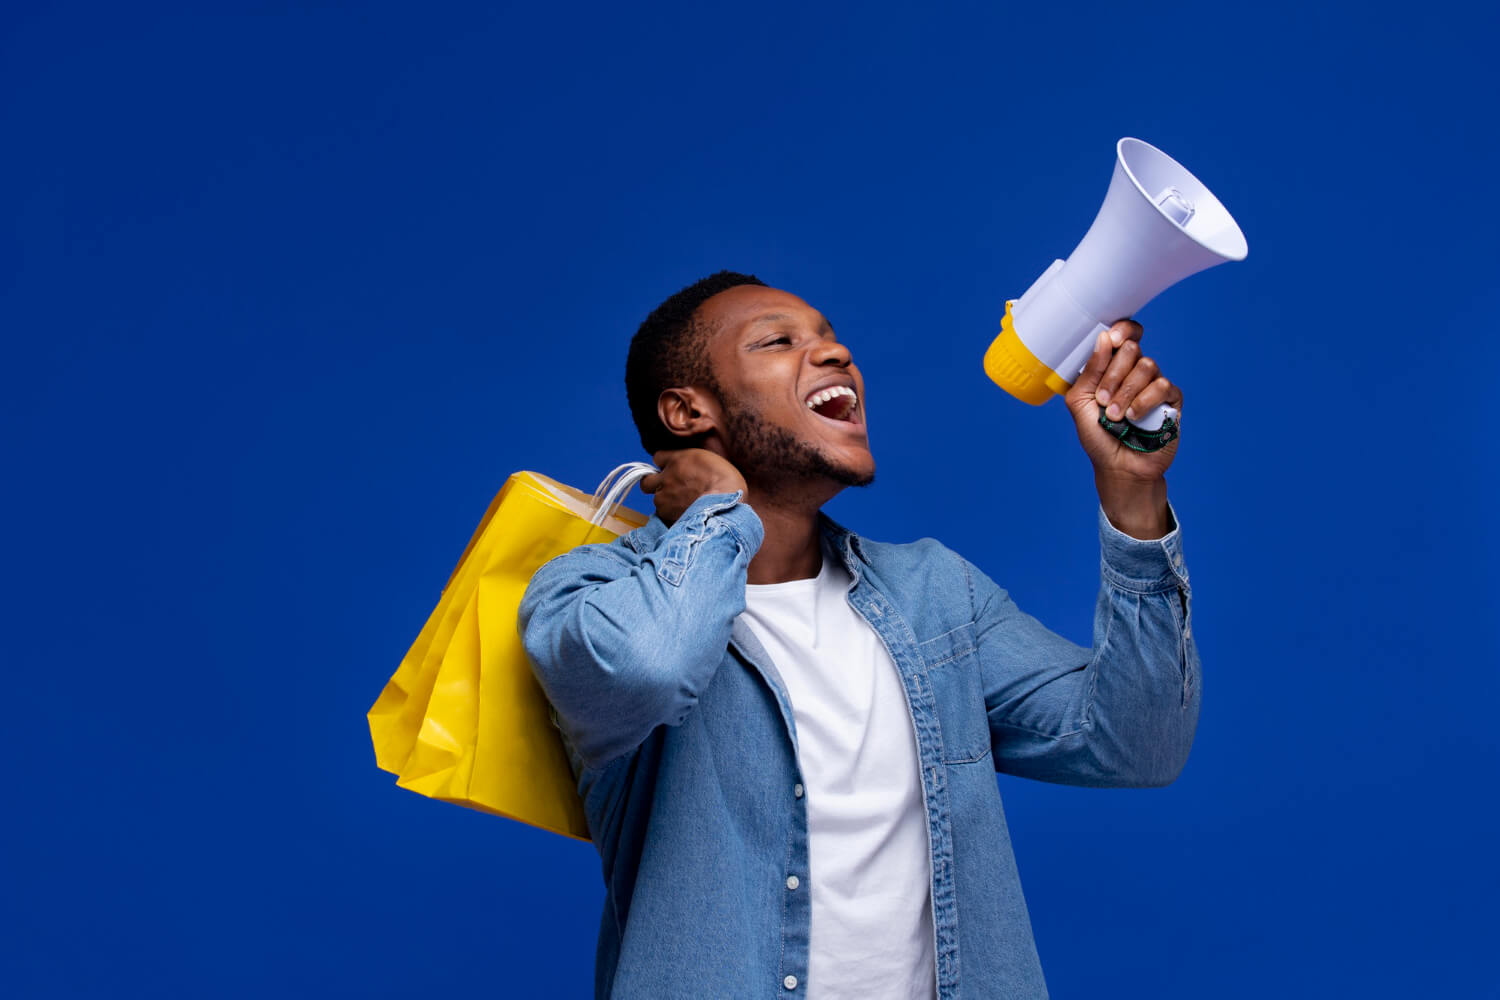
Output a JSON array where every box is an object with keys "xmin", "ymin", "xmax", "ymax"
[{"xmin": 805, "ymin": 386, "xmax": 858, "ymax": 410}]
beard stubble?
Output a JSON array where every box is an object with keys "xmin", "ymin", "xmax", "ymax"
[{"xmin": 719, "ymin": 400, "xmax": 875, "ymax": 490}]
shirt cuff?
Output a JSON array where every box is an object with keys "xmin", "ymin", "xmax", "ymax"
[
  {"xmin": 679, "ymin": 490, "xmax": 765, "ymax": 554},
  {"xmin": 1098, "ymin": 502, "xmax": 1190, "ymax": 595}
]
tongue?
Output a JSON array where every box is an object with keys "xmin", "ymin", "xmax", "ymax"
[{"xmin": 814, "ymin": 394, "xmax": 854, "ymax": 421}]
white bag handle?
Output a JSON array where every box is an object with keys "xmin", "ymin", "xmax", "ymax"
[
  {"xmin": 590, "ymin": 462, "xmax": 639, "ymax": 509},
  {"xmin": 588, "ymin": 461, "xmax": 658, "ymax": 527},
  {"xmin": 589, "ymin": 461, "xmax": 656, "ymax": 511}
]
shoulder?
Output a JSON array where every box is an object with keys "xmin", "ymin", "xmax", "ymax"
[
  {"xmin": 848, "ymin": 531, "xmax": 992, "ymax": 600},
  {"xmin": 854, "ymin": 533, "xmax": 965, "ymax": 571},
  {"xmin": 525, "ymin": 530, "xmax": 645, "ymax": 594},
  {"xmin": 839, "ymin": 531, "xmax": 1014, "ymax": 645}
]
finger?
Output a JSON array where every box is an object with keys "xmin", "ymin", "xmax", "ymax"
[
  {"xmin": 1071, "ymin": 330, "xmax": 1113, "ymax": 395},
  {"xmin": 1103, "ymin": 354, "xmax": 1162, "ymax": 422},
  {"xmin": 1123, "ymin": 376, "xmax": 1181, "ymax": 422},
  {"xmin": 638, "ymin": 472, "xmax": 662, "ymax": 494},
  {"xmin": 1093, "ymin": 338, "xmax": 1141, "ymax": 409},
  {"xmin": 1105, "ymin": 319, "xmax": 1143, "ymax": 349}
]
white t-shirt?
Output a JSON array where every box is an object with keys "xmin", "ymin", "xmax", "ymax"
[{"xmin": 741, "ymin": 553, "xmax": 937, "ymax": 1000}]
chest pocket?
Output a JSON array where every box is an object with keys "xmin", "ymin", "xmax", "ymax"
[{"xmin": 916, "ymin": 622, "xmax": 991, "ymax": 765}]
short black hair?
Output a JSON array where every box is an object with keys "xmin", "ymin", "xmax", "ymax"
[{"xmin": 625, "ymin": 270, "xmax": 767, "ymax": 454}]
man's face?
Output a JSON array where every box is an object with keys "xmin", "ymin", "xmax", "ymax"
[{"xmin": 696, "ymin": 285, "xmax": 875, "ymax": 489}]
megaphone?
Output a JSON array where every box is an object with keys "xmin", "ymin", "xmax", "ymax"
[{"xmin": 984, "ymin": 137, "xmax": 1248, "ymax": 434}]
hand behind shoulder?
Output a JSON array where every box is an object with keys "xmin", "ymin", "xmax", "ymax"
[{"xmin": 640, "ymin": 449, "xmax": 748, "ymax": 525}]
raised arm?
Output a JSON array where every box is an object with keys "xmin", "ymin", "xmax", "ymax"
[{"xmin": 979, "ymin": 318, "xmax": 1200, "ymax": 785}]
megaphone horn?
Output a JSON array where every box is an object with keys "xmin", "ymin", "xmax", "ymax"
[{"xmin": 984, "ymin": 137, "xmax": 1248, "ymax": 435}]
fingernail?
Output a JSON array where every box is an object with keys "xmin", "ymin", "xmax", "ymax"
[
  {"xmin": 1109, "ymin": 330, "xmax": 1124, "ymax": 347},
  {"xmin": 1097, "ymin": 331, "xmax": 1110, "ymax": 350},
  {"xmin": 1124, "ymin": 407, "xmax": 1136, "ymax": 420},
  {"xmin": 1106, "ymin": 404, "xmax": 1123, "ymax": 421},
  {"xmin": 1096, "ymin": 389, "xmax": 1111, "ymax": 406}
]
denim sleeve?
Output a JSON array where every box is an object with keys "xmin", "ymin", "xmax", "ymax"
[
  {"xmin": 975, "ymin": 503, "xmax": 1200, "ymax": 787},
  {"xmin": 518, "ymin": 491, "xmax": 764, "ymax": 770}
]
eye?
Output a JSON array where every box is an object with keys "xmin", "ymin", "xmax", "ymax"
[{"xmin": 762, "ymin": 334, "xmax": 793, "ymax": 347}]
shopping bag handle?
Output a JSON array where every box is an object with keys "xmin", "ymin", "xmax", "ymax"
[{"xmin": 588, "ymin": 461, "xmax": 658, "ymax": 527}]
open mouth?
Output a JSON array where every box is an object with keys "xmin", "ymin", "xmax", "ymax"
[{"xmin": 805, "ymin": 385, "xmax": 860, "ymax": 422}]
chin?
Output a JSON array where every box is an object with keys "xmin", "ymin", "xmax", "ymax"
[
  {"xmin": 826, "ymin": 454, "xmax": 876, "ymax": 489},
  {"xmin": 723, "ymin": 408, "xmax": 876, "ymax": 491}
]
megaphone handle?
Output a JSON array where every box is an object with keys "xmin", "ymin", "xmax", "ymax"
[
  {"xmin": 1128, "ymin": 401, "xmax": 1177, "ymax": 433},
  {"xmin": 1098, "ymin": 402, "xmax": 1179, "ymax": 453}
]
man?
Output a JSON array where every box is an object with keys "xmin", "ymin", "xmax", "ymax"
[{"xmin": 519, "ymin": 271, "xmax": 1199, "ymax": 999}]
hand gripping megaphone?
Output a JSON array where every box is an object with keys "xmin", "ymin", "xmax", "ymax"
[{"xmin": 984, "ymin": 138, "xmax": 1248, "ymax": 440}]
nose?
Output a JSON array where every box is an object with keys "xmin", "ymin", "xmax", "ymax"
[{"xmin": 810, "ymin": 339, "xmax": 852, "ymax": 367}]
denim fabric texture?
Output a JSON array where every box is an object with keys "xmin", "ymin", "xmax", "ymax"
[{"xmin": 519, "ymin": 492, "xmax": 1200, "ymax": 999}]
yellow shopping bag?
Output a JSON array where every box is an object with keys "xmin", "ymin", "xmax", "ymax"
[{"xmin": 368, "ymin": 464, "xmax": 653, "ymax": 841}]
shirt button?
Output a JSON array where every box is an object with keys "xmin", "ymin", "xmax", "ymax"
[
  {"xmin": 784, "ymin": 975, "xmax": 799, "ymax": 990},
  {"xmin": 793, "ymin": 783, "xmax": 804, "ymax": 798},
  {"xmin": 786, "ymin": 875, "xmax": 800, "ymax": 890}
]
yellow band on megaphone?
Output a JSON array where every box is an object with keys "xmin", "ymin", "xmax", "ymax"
[{"xmin": 983, "ymin": 301, "xmax": 1074, "ymax": 404}]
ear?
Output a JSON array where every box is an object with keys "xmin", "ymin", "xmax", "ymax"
[{"xmin": 657, "ymin": 387, "xmax": 722, "ymax": 442}]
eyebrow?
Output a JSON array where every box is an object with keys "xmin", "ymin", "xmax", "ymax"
[{"xmin": 747, "ymin": 312, "xmax": 835, "ymax": 334}]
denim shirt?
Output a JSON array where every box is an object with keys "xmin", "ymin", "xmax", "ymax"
[{"xmin": 519, "ymin": 492, "xmax": 1200, "ymax": 999}]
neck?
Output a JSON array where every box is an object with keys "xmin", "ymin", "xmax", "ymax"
[{"xmin": 742, "ymin": 480, "xmax": 834, "ymax": 584}]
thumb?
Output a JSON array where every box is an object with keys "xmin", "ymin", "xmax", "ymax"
[{"xmin": 1069, "ymin": 331, "xmax": 1112, "ymax": 399}]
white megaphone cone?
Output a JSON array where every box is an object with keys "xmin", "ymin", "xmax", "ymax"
[{"xmin": 984, "ymin": 138, "xmax": 1248, "ymax": 433}]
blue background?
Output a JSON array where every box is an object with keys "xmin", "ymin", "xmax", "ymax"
[{"xmin": 6, "ymin": 1, "xmax": 1497, "ymax": 996}]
